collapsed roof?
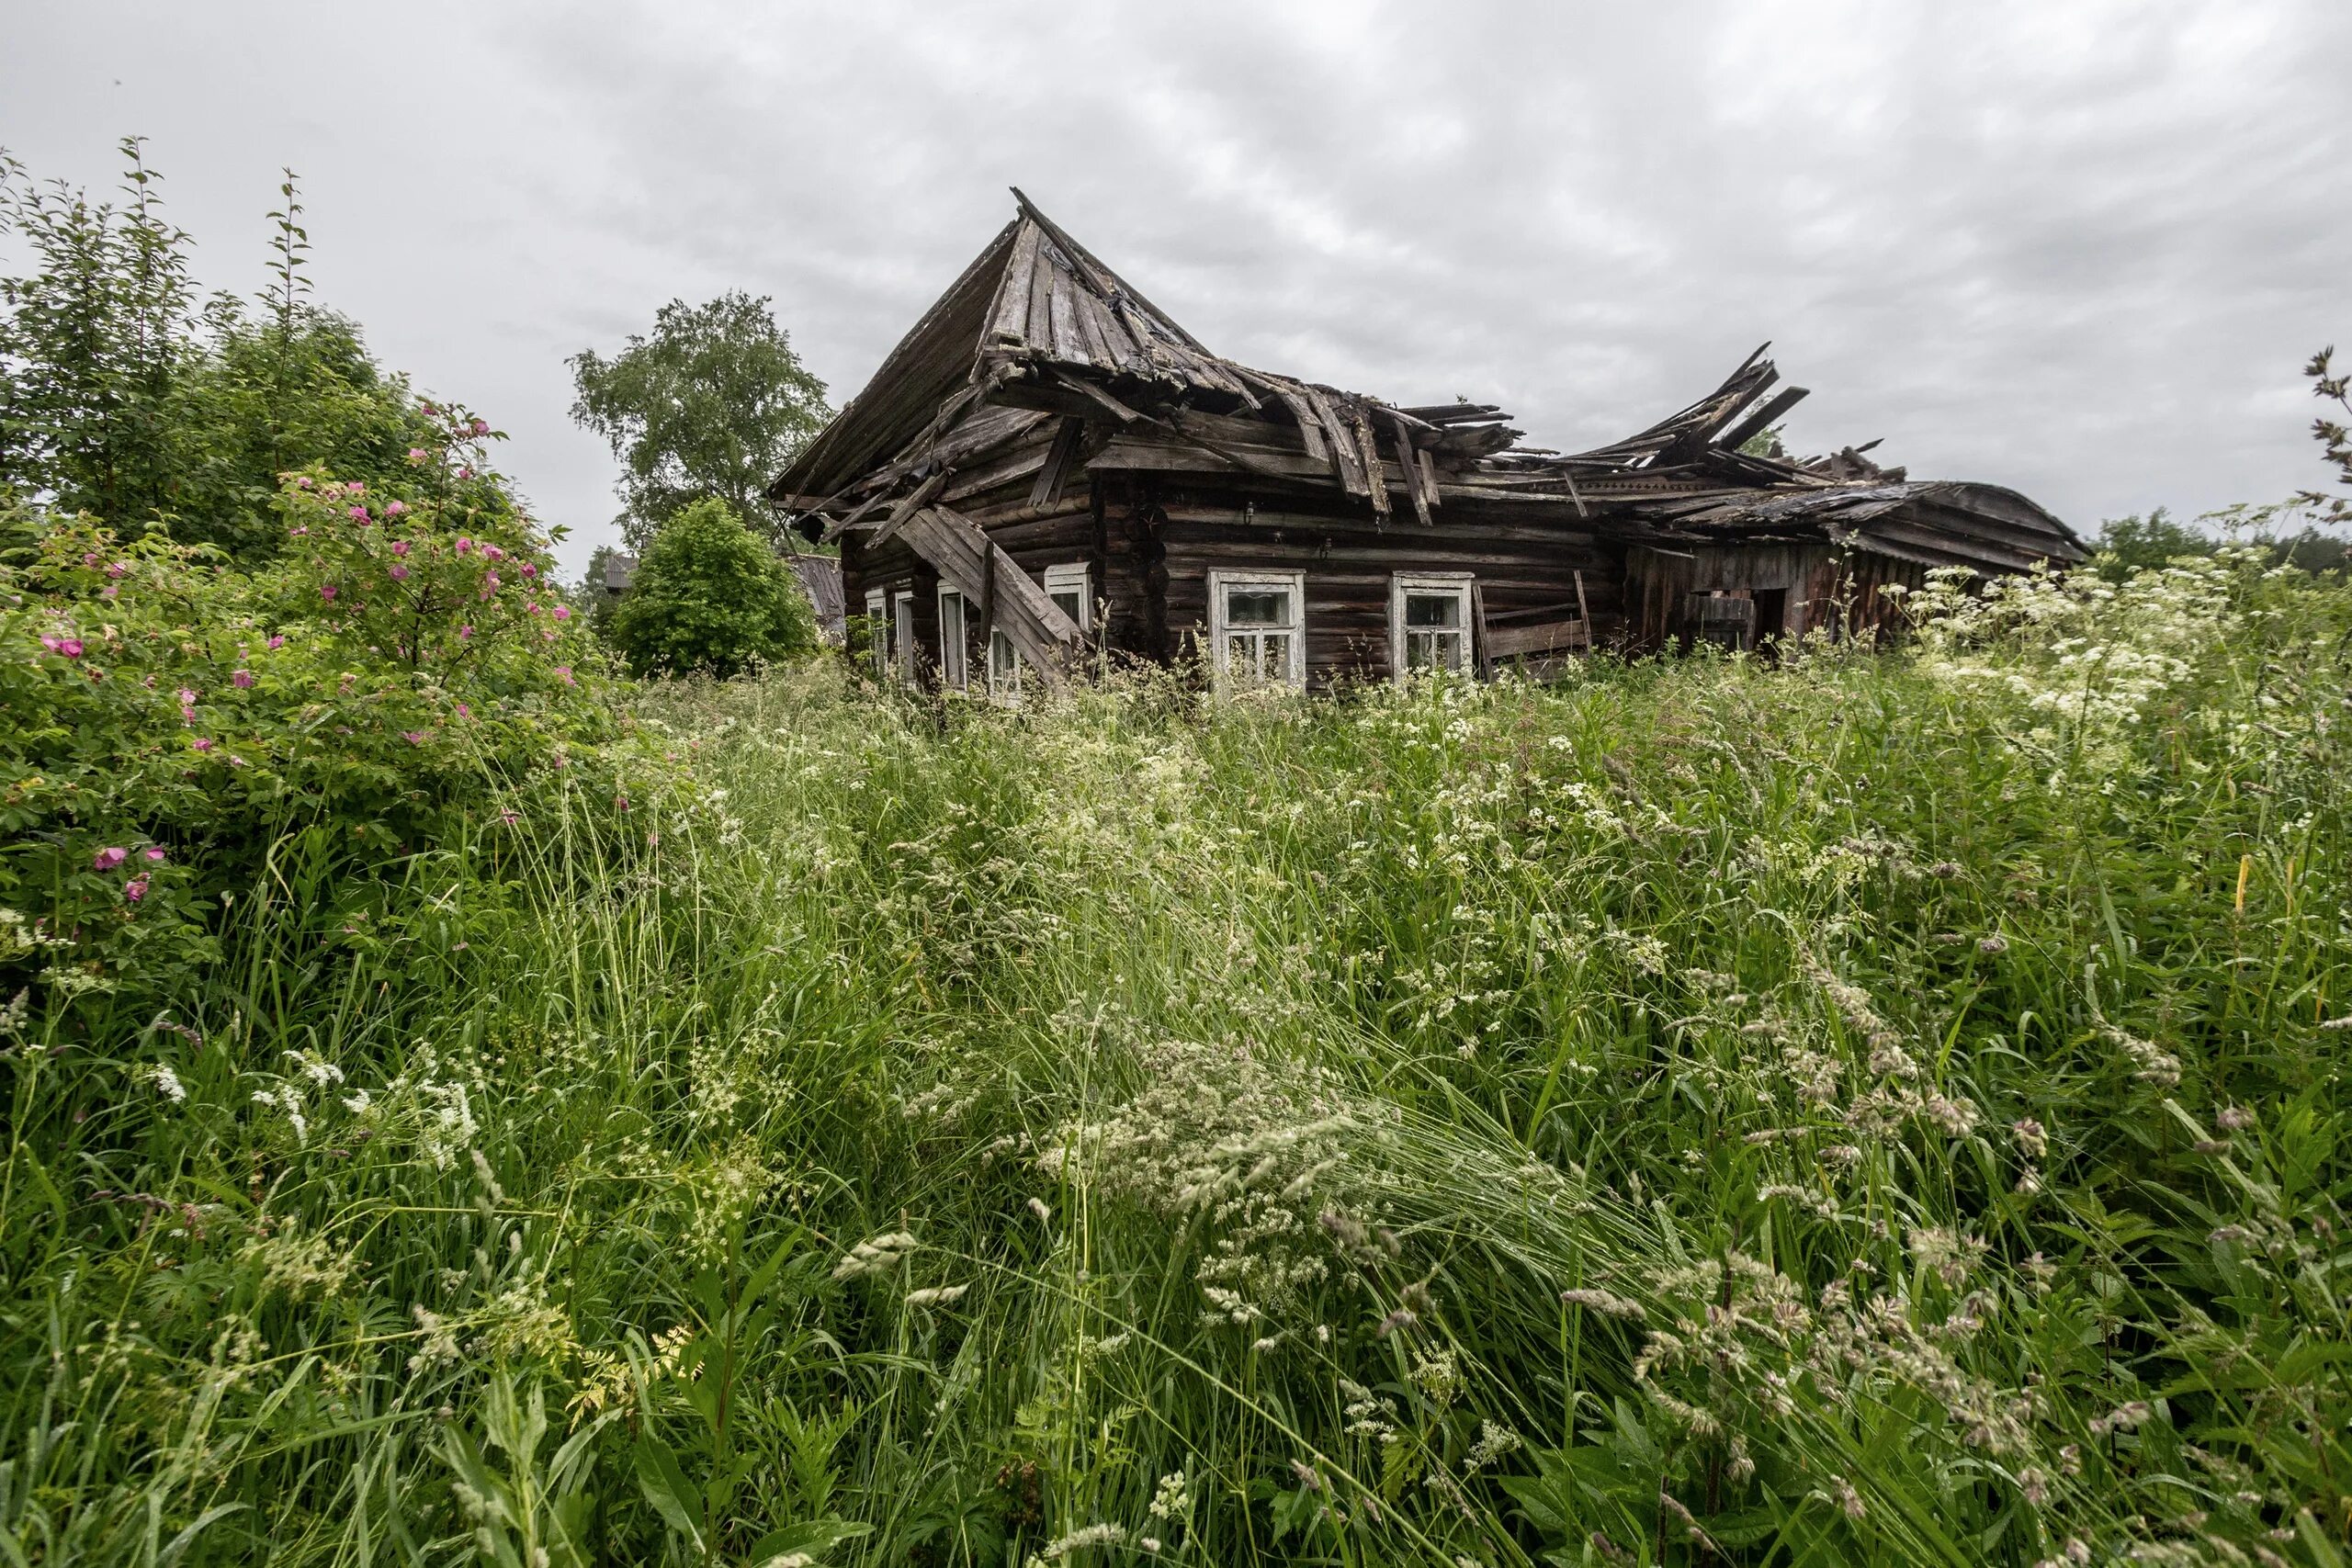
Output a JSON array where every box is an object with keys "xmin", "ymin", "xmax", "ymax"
[{"xmin": 773, "ymin": 191, "xmax": 2083, "ymax": 574}]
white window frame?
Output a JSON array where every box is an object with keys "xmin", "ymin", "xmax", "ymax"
[
  {"xmin": 1389, "ymin": 572, "xmax": 1475, "ymax": 680},
  {"xmin": 937, "ymin": 584, "xmax": 969, "ymax": 691},
  {"xmin": 864, "ymin": 589, "xmax": 888, "ymax": 679},
  {"xmin": 1207, "ymin": 569, "xmax": 1307, "ymax": 689},
  {"xmin": 892, "ymin": 591, "xmax": 915, "ymax": 682},
  {"xmin": 987, "ymin": 627, "xmax": 1023, "ymax": 702},
  {"xmin": 1043, "ymin": 561, "xmax": 1093, "ymax": 635}
]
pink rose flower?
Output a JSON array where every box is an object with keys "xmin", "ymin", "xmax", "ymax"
[
  {"xmin": 407, "ymin": 446, "xmax": 427, "ymax": 462},
  {"xmin": 484, "ymin": 545, "xmax": 505, "ymax": 562},
  {"xmin": 124, "ymin": 874, "xmax": 150, "ymax": 903},
  {"xmin": 456, "ymin": 537, "xmax": 473, "ymax": 554},
  {"xmin": 348, "ymin": 482, "xmax": 365, "ymax": 495},
  {"xmin": 192, "ymin": 737, "xmax": 215, "ymax": 752},
  {"xmin": 267, "ymin": 635, "xmax": 285, "ymax": 650},
  {"xmin": 347, "ymin": 505, "xmax": 371, "ymax": 523},
  {"xmin": 456, "ymin": 467, "xmax": 472, "ymax": 480},
  {"xmin": 233, "ymin": 668, "xmax": 254, "ymax": 687},
  {"xmin": 469, "ymin": 418, "xmax": 489, "ymax": 435},
  {"xmin": 526, "ymin": 601, "xmax": 540, "ymax": 615},
  {"xmin": 390, "ymin": 539, "xmax": 410, "ymax": 557},
  {"xmin": 101, "ymin": 585, "xmax": 119, "ymax": 599},
  {"xmin": 39, "ymin": 635, "xmax": 59, "ymax": 652},
  {"xmin": 390, "ymin": 564, "xmax": 410, "ymax": 581},
  {"xmin": 59, "ymin": 637, "xmax": 84, "ymax": 658},
  {"xmin": 384, "ymin": 500, "xmax": 408, "ymax": 516},
  {"xmin": 481, "ymin": 572, "xmax": 501, "ymax": 597},
  {"xmin": 552, "ymin": 604, "xmax": 571, "ymax": 621},
  {"xmin": 402, "ymin": 730, "xmax": 426, "ymax": 745},
  {"xmin": 295, "ymin": 476, "xmax": 313, "ymax": 489},
  {"xmin": 94, "ymin": 846, "xmax": 129, "ymax": 871},
  {"xmin": 519, "ymin": 561, "xmax": 537, "ymax": 578},
  {"xmin": 176, "ymin": 688, "xmax": 198, "ymax": 705},
  {"xmin": 321, "ymin": 584, "xmax": 339, "ymax": 602},
  {"xmin": 555, "ymin": 665, "xmax": 575, "ymax": 686},
  {"xmin": 144, "ymin": 846, "xmax": 165, "ymax": 863},
  {"xmin": 106, "ymin": 562, "xmax": 128, "ymax": 579},
  {"xmin": 289, "ymin": 525, "xmax": 309, "ymax": 538},
  {"xmin": 456, "ymin": 702, "xmax": 470, "ymax": 717},
  {"xmin": 458, "ymin": 624, "xmax": 473, "ymax": 640}
]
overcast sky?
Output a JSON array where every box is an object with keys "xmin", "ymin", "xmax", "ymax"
[{"xmin": 6, "ymin": 1, "xmax": 2346, "ymax": 574}]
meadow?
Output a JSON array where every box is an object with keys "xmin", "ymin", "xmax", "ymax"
[{"xmin": 6, "ymin": 548, "xmax": 2351, "ymax": 1566}]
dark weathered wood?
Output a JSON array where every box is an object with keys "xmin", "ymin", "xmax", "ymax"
[
  {"xmin": 1028, "ymin": 418, "xmax": 1086, "ymax": 508},
  {"xmin": 1352, "ymin": 412, "xmax": 1391, "ymax": 525},
  {"xmin": 1714, "ymin": 385, "xmax": 1811, "ymax": 454},
  {"xmin": 793, "ymin": 193, "xmax": 2080, "ymax": 693},
  {"xmin": 1390, "ymin": 411, "xmax": 1433, "ymax": 527},
  {"xmin": 864, "ymin": 470, "xmax": 948, "ymax": 549}
]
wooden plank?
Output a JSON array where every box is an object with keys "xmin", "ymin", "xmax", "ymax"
[
  {"xmin": 1303, "ymin": 386, "xmax": 1369, "ymax": 495},
  {"xmin": 899, "ymin": 504, "xmax": 1081, "ymax": 687},
  {"xmin": 1046, "ymin": 266, "xmax": 1088, "ymax": 366},
  {"xmin": 1390, "ymin": 411, "xmax": 1433, "ymax": 527},
  {"xmin": 1072, "ymin": 288, "xmax": 1118, "ymax": 368},
  {"xmin": 1087, "ymin": 292, "xmax": 1139, "ymax": 370},
  {"xmin": 1029, "ymin": 417, "xmax": 1086, "ymax": 507},
  {"xmin": 1267, "ymin": 381, "xmax": 1330, "ymax": 464},
  {"xmin": 1353, "ymin": 411, "xmax": 1391, "ymax": 525},
  {"xmin": 1051, "ymin": 368, "xmax": 1145, "ymax": 424},
  {"xmin": 1471, "ymin": 581, "xmax": 1491, "ymax": 679},
  {"xmin": 1417, "ymin": 449, "xmax": 1443, "ymax": 513},
  {"xmin": 1484, "ymin": 617, "xmax": 1593, "ymax": 659},
  {"xmin": 987, "ymin": 220, "xmax": 1046, "ymax": 344},
  {"xmin": 1714, "ymin": 386, "xmax": 1810, "ymax": 454},
  {"xmin": 1026, "ymin": 251, "xmax": 1056, "ymax": 348},
  {"xmin": 865, "ymin": 470, "xmax": 947, "ymax": 550}
]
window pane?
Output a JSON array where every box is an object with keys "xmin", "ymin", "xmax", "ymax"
[
  {"xmin": 1225, "ymin": 588, "xmax": 1290, "ymax": 627},
  {"xmin": 1405, "ymin": 591, "xmax": 1462, "ymax": 628},
  {"xmin": 1261, "ymin": 633, "xmax": 1291, "ymax": 677},
  {"xmin": 1050, "ymin": 589, "xmax": 1084, "ymax": 626}
]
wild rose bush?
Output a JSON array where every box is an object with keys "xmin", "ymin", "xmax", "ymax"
[{"xmin": 0, "ymin": 404, "xmax": 619, "ymax": 1037}]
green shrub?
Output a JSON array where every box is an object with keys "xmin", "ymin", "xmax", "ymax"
[
  {"xmin": 0, "ymin": 402, "xmax": 615, "ymax": 1038},
  {"xmin": 610, "ymin": 497, "xmax": 814, "ymax": 677}
]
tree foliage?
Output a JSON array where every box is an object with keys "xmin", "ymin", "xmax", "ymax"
[
  {"xmin": 0, "ymin": 144, "xmax": 433, "ymax": 561},
  {"xmin": 610, "ymin": 497, "xmax": 816, "ymax": 677},
  {"xmin": 567, "ymin": 291, "xmax": 830, "ymax": 548},
  {"xmin": 2302, "ymin": 344, "xmax": 2352, "ymax": 525},
  {"xmin": 1, "ymin": 402, "xmax": 617, "ymax": 1040}
]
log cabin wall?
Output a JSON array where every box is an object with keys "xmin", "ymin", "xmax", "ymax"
[
  {"xmin": 1137, "ymin": 478, "xmax": 1621, "ymax": 687},
  {"xmin": 1625, "ymin": 543, "xmax": 1928, "ymax": 649}
]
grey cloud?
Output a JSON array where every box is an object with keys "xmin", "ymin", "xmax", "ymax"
[{"xmin": 6, "ymin": 0, "xmax": 2346, "ymax": 572}]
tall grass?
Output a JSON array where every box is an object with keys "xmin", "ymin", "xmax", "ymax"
[{"xmin": 4, "ymin": 552, "xmax": 2348, "ymax": 1565}]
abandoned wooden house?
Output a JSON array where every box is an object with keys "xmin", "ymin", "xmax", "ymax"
[{"xmin": 766, "ymin": 192, "xmax": 2085, "ymax": 694}]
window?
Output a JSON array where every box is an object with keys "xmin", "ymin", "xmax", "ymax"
[
  {"xmin": 864, "ymin": 589, "xmax": 888, "ymax": 679},
  {"xmin": 892, "ymin": 592, "xmax": 915, "ymax": 682},
  {"xmin": 1389, "ymin": 573, "xmax": 1474, "ymax": 677},
  {"xmin": 1207, "ymin": 570, "xmax": 1306, "ymax": 688},
  {"xmin": 988, "ymin": 628, "xmax": 1023, "ymax": 701},
  {"xmin": 937, "ymin": 585, "xmax": 968, "ymax": 690},
  {"xmin": 1044, "ymin": 562, "xmax": 1092, "ymax": 634}
]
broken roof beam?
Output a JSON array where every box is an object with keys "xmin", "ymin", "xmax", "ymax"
[{"xmin": 1714, "ymin": 385, "xmax": 1811, "ymax": 455}]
